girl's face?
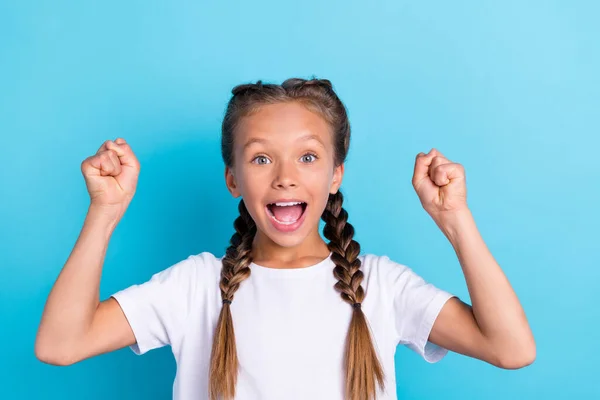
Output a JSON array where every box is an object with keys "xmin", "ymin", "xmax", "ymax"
[{"xmin": 225, "ymin": 101, "xmax": 344, "ymax": 252}]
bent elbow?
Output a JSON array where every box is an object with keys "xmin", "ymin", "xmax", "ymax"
[
  {"xmin": 34, "ymin": 340, "xmax": 76, "ymax": 366},
  {"xmin": 496, "ymin": 345, "xmax": 536, "ymax": 369}
]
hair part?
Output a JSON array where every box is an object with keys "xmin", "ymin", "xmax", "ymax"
[{"xmin": 211, "ymin": 77, "xmax": 385, "ymax": 400}]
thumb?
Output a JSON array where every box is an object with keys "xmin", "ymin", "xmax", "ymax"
[{"xmin": 412, "ymin": 151, "xmax": 436, "ymax": 191}]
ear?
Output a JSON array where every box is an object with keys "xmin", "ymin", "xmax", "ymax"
[
  {"xmin": 330, "ymin": 163, "xmax": 344, "ymax": 194},
  {"xmin": 225, "ymin": 166, "xmax": 241, "ymax": 198}
]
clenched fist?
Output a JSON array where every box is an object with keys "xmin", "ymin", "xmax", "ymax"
[
  {"xmin": 412, "ymin": 148, "xmax": 468, "ymax": 224},
  {"xmin": 81, "ymin": 138, "xmax": 140, "ymax": 220}
]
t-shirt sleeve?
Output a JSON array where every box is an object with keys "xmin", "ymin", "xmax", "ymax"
[
  {"xmin": 110, "ymin": 255, "xmax": 198, "ymax": 355},
  {"xmin": 383, "ymin": 255, "xmax": 456, "ymax": 363}
]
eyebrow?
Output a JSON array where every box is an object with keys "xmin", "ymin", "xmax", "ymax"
[{"xmin": 242, "ymin": 134, "xmax": 326, "ymax": 151}]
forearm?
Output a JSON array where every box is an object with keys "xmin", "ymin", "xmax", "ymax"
[
  {"xmin": 36, "ymin": 204, "xmax": 120, "ymax": 357},
  {"xmin": 438, "ymin": 209, "xmax": 535, "ymax": 358}
]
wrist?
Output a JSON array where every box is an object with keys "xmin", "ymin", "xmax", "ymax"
[
  {"xmin": 434, "ymin": 208, "xmax": 476, "ymax": 245},
  {"xmin": 87, "ymin": 203, "xmax": 122, "ymax": 229}
]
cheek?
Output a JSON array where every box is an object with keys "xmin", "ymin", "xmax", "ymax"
[
  {"xmin": 237, "ymin": 168, "xmax": 260, "ymax": 192},
  {"xmin": 310, "ymin": 168, "xmax": 334, "ymax": 192},
  {"xmin": 238, "ymin": 171, "xmax": 268, "ymax": 208},
  {"xmin": 305, "ymin": 171, "xmax": 334, "ymax": 207}
]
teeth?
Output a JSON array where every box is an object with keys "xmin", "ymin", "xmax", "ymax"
[
  {"xmin": 273, "ymin": 217, "xmax": 297, "ymax": 225},
  {"xmin": 272, "ymin": 201, "xmax": 303, "ymax": 207},
  {"xmin": 266, "ymin": 201, "xmax": 307, "ymax": 225}
]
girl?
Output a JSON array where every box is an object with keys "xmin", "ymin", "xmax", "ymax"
[{"xmin": 35, "ymin": 78, "xmax": 535, "ymax": 400}]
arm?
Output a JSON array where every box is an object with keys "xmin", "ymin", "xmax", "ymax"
[
  {"xmin": 411, "ymin": 149, "xmax": 535, "ymax": 369},
  {"xmin": 35, "ymin": 204, "xmax": 136, "ymax": 366},
  {"xmin": 429, "ymin": 209, "xmax": 536, "ymax": 369}
]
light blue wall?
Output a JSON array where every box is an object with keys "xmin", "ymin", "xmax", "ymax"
[{"xmin": 2, "ymin": 1, "xmax": 598, "ymax": 398}]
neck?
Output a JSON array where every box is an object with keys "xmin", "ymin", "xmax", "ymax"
[{"xmin": 251, "ymin": 228, "xmax": 330, "ymax": 268}]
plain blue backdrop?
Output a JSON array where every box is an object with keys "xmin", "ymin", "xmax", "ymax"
[{"xmin": 1, "ymin": 1, "xmax": 598, "ymax": 399}]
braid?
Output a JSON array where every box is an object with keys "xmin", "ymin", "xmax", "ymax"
[
  {"xmin": 220, "ymin": 76, "xmax": 382, "ymax": 398},
  {"xmin": 209, "ymin": 199, "xmax": 256, "ymax": 400},
  {"xmin": 322, "ymin": 190, "xmax": 386, "ymax": 400}
]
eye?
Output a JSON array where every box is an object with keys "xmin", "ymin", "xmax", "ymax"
[
  {"xmin": 251, "ymin": 155, "xmax": 271, "ymax": 165},
  {"xmin": 301, "ymin": 153, "xmax": 318, "ymax": 163}
]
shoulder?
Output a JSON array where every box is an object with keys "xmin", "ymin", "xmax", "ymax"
[
  {"xmin": 356, "ymin": 253, "xmax": 417, "ymax": 300},
  {"xmin": 359, "ymin": 253, "xmax": 438, "ymax": 295},
  {"xmin": 187, "ymin": 251, "xmax": 224, "ymax": 280},
  {"xmin": 189, "ymin": 251, "xmax": 224, "ymax": 270},
  {"xmin": 148, "ymin": 251, "xmax": 222, "ymax": 287},
  {"xmin": 359, "ymin": 253, "xmax": 411, "ymax": 279}
]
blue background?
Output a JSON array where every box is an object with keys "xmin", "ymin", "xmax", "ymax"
[{"xmin": 1, "ymin": 1, "xmax": 598, "ymax": 398}]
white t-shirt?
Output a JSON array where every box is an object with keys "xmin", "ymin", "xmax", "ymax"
[{"xmin": 111, "ymin": 251, "xmax": 456, "ymax": 400}]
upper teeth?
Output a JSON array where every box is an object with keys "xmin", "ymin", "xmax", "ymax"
[{"xmin": 273, "ymin": 201, "xmax": 303, "ymax": 206}]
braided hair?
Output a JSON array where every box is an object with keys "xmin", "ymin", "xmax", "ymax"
[{"xmin": 210, "ymin": 77, "xmax": 385, "ymax": 400}]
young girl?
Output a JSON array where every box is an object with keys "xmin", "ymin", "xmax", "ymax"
[{"xmin": 35, "ymin": 78, "xmax": 535, "ymax": 400}]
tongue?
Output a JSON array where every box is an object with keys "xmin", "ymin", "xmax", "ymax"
[{"xmin": 271, "ymin": 204, "xmax": 303, "ymax": 222}]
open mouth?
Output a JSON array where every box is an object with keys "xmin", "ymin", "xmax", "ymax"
[{"xmin": 266, "ymin": 201, "xmax": 308, "ymax": 226}]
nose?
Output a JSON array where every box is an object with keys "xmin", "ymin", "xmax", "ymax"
[{"xmin": 272, "ymin": 160, "xmax": 298, "ymax": 189}]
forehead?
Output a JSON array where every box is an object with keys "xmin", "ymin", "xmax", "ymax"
[{"xmin": 236, "ymin": 102, "xmax": 332, "ymax": 149}]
